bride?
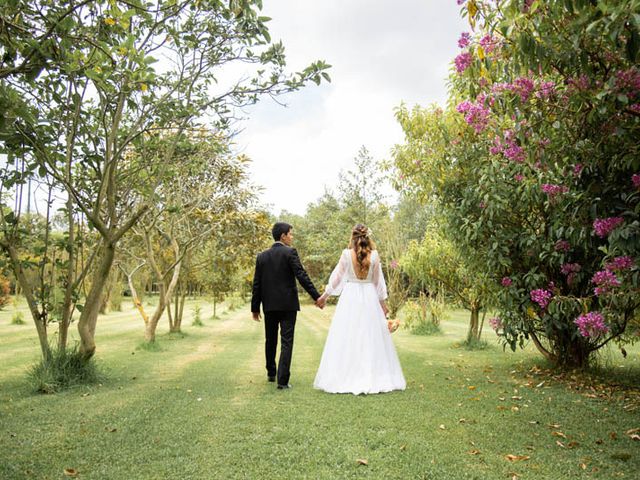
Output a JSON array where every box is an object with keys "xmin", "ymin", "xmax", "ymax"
[{"xmin": 314, "ymin": 224, "xmax": 406, "ymax": 395}]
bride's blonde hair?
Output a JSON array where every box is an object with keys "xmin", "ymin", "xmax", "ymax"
[{"xmin": 349, "ymin": 224, "xmax": 376, "ymax": 279}]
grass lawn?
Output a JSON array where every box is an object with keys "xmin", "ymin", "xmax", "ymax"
[{"xmin": 1, "ymin": 299, "xmax": 639, "ymax": 479}]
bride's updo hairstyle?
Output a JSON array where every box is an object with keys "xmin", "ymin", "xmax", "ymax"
[{"xmin": 349, "ymin": 224, "xmax": 376, "ymax": 279}]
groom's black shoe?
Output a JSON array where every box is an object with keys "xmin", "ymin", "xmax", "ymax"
[
  {"xmin": 277, "ymin": 384, "xmax": 292, "ymax": 390},
  {"xmin": 268, "ymin": 376, "xmax": 276, "ymax": 382}
]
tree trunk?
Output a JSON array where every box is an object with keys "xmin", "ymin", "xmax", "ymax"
[
  {"xmin": 78, "ymin": 241, "xmax": 116, "ymax": 359},
  {"xmin": 5, "ymin": 243, "xmax": 50, "ymax": 360},
  {"xmin": 174, "ymin": 291, "xmax": 186, "ymax": 332},
  {"xmin": 466, "ymin": 305, "xmax": 480, "ymax": 343},
  {"xmin": 121, "ymin": 264, "xmax": 149, "ymax": 325},
  {"xmin": 478, "ymin": 309, "xmax": 487, "ymax": 341},
  {"xmin": 213, "ymin": 297, "xmax": 217, "ymax": 318},
  {"xmin": 144, "ymin": 257, "xmax": 182, "ymax": 342}
]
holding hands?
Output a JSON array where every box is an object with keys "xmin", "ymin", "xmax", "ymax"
[{"xmin": 315, "ymin": 293, "xmax": 328, "ymax": 309}]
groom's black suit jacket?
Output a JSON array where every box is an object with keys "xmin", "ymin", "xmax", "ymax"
[{"xmin": 251, "ymin": 243, "xmax": 320, "ymax": 313}]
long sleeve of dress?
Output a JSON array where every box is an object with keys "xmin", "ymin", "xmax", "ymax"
[
  {"xmin": 324, "ymin": 250, "xmax": 349, "ymax": 296},
  {"xmin": 372, "ymin": 252, "xmax": 388, "ymax": 300}
]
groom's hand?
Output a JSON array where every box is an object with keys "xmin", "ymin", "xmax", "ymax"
[
  {"xmin": 252, "ymin": 312, "xmax": 261, "ymax": 322},
  {"xmin": 315, "ymin": 296, "xmax": 326, "ymax": 309}
]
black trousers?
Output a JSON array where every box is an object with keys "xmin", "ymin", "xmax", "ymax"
[{"xmin": 264, "ymin": 310, "xmax": 297, "ymax": 386}]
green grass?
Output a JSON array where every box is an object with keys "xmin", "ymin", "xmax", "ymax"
[{"xmin": 1, "ymin": 300, "xmax": 639, "ymax": 479}]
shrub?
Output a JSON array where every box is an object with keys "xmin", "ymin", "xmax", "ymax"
[
  {"xmin": 401, "ymin": 294, "xmax": 443, "ymax": 336},
  {"xmin": 11, "ymin": 311, "xmax": 25, "ymax": 325},
  {"xmin": 192, "ymin": 304, "xmax": 203, "ymax": 326}
]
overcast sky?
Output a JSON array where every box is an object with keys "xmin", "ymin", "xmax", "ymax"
[{"xmin": 235, "ymin": 0, "xmax": 467, "ymax": 216}]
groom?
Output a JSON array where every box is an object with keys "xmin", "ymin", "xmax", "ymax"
[{"xmin": 251, "ymin": 222, "xmax": 322, "ymax": 389}]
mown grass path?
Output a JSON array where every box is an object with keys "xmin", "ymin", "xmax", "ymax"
[{"xmin": 1, "ymin": 300, "xmax": 639, "ymax": 479}]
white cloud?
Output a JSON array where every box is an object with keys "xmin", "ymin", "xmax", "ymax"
[{"xmin": 236, "ymin": 0, "xmax": 468, "ymax": 215}]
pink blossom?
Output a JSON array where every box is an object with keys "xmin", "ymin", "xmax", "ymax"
[
  {"xmin": 591, "ymin": 270, "xmax": 621, "ymax": 296},
  {"xmin": 593, "ymin": 217, "xmax": 624, "ymax": 238},
  {"xmin": 561, "ymin": 263, "xmax": 581, "ymax": 275},
  {"xmin": 503, "ymin": 143, "xmax": 526, "ymax": 163},
  {"xmin": 630, "ymin": 104, "xmax": 640, "ymax": 114},
  {"xmin": 554, "ymin": 240, "xmax": 570, "ymax": 252},
  {"xmin": 458, "ymin": 32, "xmax": 471, "ymax": 48},
  {"xmin": 536, "ymin": 81, "xmax": 556, "ymax": 99},
  {"xmin": 574, "ymin": 312, "xmax": 609, "ymax": 338},
  {"xmin": 501, "ymin": 277, "xmax": 512, "ymax": 287},
  {"xmin": 615, "ymin": 68, "xmax": 640, "ymax": 97},
  {"xmin": 530, "ymin": 288, "xmax": 552, "ymax": 309},
  {"xmin": 454, "ymin": 52, "xmax": 473, "ymax": 73},
  {"xmin": 456, "ymin": 100, "xmax": 491, "ymax": 133},
  {"xmin": 479, "ymin": 34, "xmax": 498, "ymax": 54},
  {"xmin": 568, "ymin": 75, "xmax": 590, "ymax": 92},
  {"xmin": 479, "ymin": 201, "xmax": 487, "ymax": 209},
  {"xmin": 457, "ymin": 0, "xmax": 466, "ymax": 5},
  {"xmin": 514, "ymin": 174, "xmax": 524, "ymax": 182},
  {"xmin": 541, "ymin": 183, "xmax": 569, "ymax": 198},
  {"xmin": 390, "ymin": 259, "xmax": 399, "ymax": 270},
  {"xmin": 489, "ymin": 317, "xmax": 503, "ymax": 331},
  {"xmin": 573, "ymin": 164, "xmax": 584, "ymax": 176},
  {"xmin": 513, "ymin": 77, "xmax": 535, "ymax": 102},
  {"xmin": 605, "ymin": 256, "xmax": 634, "ymax": 271},
  {"xmin": 632, "ymin": 174, "xmax": 640, "ymax": 188}
]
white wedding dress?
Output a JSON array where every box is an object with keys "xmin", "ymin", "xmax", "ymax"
[{"xmin": 313, "ymin": 249, "xmax": 406, "ymax": 395}]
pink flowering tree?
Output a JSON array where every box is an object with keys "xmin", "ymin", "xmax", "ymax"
[{"xmin": 393, "ymin": 0, "xmax": 640, "ymax": 367}]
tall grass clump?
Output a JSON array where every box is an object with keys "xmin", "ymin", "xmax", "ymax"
[{"xmin": 27, "ymin": 345, "xmax": 102, "ymax": 394}]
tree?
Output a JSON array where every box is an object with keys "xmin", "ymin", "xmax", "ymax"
[
  {"xmin": 394, "ymin": 0, "xmax": 640, "ymax": 367},
  {"xmin": 401, "ymin": 223, "xmax": 491, "ymax": 344},
  {"xmin": 0, "ymin": 0, "xmax": 330, "ymax": 360},
  {"xmin": 338, "ymin": 146, "xmax": 387, "ymax": 228}
]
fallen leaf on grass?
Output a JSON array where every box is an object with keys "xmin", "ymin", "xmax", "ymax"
[
  {"xmin": 400, "ymin": 444, "xmax": 407, "ymax": 451},
  {"xmin": 508, "ymin": 474, "xmax": 520, "ymax": 480},
  {"xmin": 505, "ymin": 454, "xmax": 530, "ymax": 462},
  {"xmin": 551, "ymin": 431, "xmax": 567, "ymax": 438},
  {"xmin": 547, "ymin": 423, "xmax": 561, "ymax": 428},
  {"xmin": 105, "ymin": 427, "xmax": 117, "ymax": 433},
  {"xmin": 63, "ymin": 468, "xmax": 78, "ymax": 477},
  {"xmin": 468, "ymin": 386, "xmax": 477, "ymax": 390},
  {"xmin": 468, "ymin": 449, "xmax": 481, "ymax": 455},
  {"xmin": 625, "ymin": 428, "xmax": 640, "ymax": 441},
  {"xmin": 579, "ymin": 463, "xmax": 587, "ymax": 470},
  {"xmin": 356, "ymin": 459, "xmax": 368, "ymax": 466},
  {"xmin": 567, "ymin": 441, "xmax": 579, "ymax": 448},
  {"xmin": 609, "ymin": 431, "xmax": 617, "ymax": 440},
  {"xmin": 556, "ymin": 440, "xmax": 565, "ymax": 448},
  {"xmin": 439, "ymin": 424, "xmax": 446, "ymax": 430}
]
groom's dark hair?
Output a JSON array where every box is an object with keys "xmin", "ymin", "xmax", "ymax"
[{"xmin": 272, "ymin": 222, "xmax": 292, "ymax": 242}]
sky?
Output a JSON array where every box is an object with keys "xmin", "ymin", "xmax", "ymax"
[{"xmin": 235, "ymin": 0, "xmax": 467, "ymax": 216}]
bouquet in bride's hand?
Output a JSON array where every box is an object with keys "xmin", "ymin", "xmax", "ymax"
[{"xmin": 387, "ymin": 319, "xmax": 399, "ymax": 334}]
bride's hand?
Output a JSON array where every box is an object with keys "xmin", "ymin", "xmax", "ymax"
[{"xmin": 387, "ymin": 319, "xmax": 399, "ymax": 333}]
